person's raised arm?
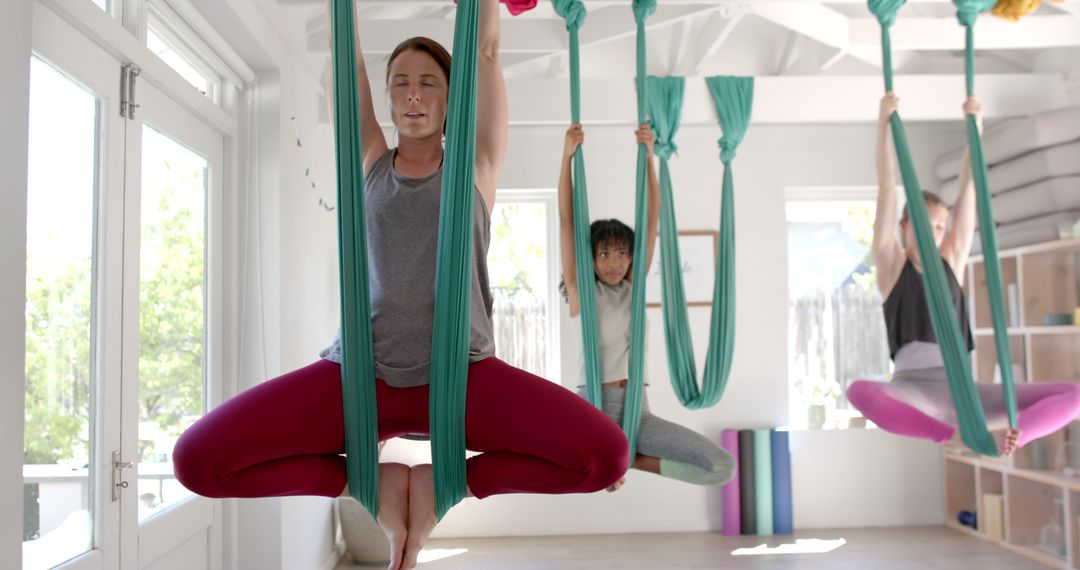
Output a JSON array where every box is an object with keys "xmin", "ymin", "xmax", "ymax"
[
  {"xmin": 872, "ymin": 93, "xmax": 905, "ymax": 297},
  {"xmin": 942, "ymin": 96, "xmax": 982, "ymax": 282},
  {"xmin": 474, "ymin": 0, "xmax": 507, "ymax": 213},
  {"xmin": 640, "ymin": 124, "xmax": 660, "ymax": 273},
  {"xmin": 558, "ymin": 125, "xmax": 585, "ymax": 317},
  {"xmin": 324, "ymin": 0, "xmax": 388, "ymax": 176}
]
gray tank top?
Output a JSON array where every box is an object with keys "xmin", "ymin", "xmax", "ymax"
[{"xmin": 320, "ymin": 149, "xmax": 496, "ymax": 387}]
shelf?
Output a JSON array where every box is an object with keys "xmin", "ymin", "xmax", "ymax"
[
  {"xmin": 974, "ymin": 326, "xmax": 1080, "ymax": 336},
  {"xmin": 944, "ymin": 452, "xmax": 1080, "ymax": 492},
  {"xmin": 946, "ymin": 520, "xmax": 1068, "ymax": 569},
  {"xmin": 1009, "ymin": 544, "xmax": 1069, "ymax": 569}
]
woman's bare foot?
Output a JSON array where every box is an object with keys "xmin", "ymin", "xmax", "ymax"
[
  {"xmin": 402, "ymin": 464, "xmax": 438, "ymax": 569},
  {"xmin": 606, "ymin": 476, "xmax": 626, "ymax": 492},
  {"xmin": 377, "ymin": 463, "xmax": 410, "ymax": 570},
  {"xmin": 945, "ymin": 427, "xmax": 1021, "ymax": 456},
  {"xmin": 997, "ymin": 428, "xmax": 1020, "ymax": 456}
]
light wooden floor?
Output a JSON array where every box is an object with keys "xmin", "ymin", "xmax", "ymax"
[{"xmin": 336, "ymin": 526, "xmax": 1049, "ymax": 569}]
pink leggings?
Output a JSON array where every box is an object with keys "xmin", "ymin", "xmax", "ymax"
[
  {"xmin": 173, "ymin": 357, "xmax": 628, "ymax": 500},
  {"xmin": 848, "ymin": 370, "xmax": 1080, "ymax": 448}
]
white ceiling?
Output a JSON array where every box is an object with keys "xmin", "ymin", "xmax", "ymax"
[{"xmin": 254, "ymin": 0, "xmax": 1080, "ymax": 123}]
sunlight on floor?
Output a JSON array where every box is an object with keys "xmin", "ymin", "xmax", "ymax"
[
  {"xmin": 732, "ymin": 538, "xmax": 847, "ymax": 556},
  {"xmin": 418, "ymin": 548, "xmax": 470, "ymax": 564}
]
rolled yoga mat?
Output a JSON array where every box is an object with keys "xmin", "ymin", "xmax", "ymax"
[
  {"xmin": 753, "ymin": 429, "xmax": 774, "ymax": 535},
  {"xmin": 771, "ymin": 430, "xmax": 793, "ymax": 534},
  {"xmin": 720, "ymin": 429, "xmax": 741, "ymax": 536},
  {"xmin": 738, "ymin": 430, "xmax": 756, "ymax": 535}
]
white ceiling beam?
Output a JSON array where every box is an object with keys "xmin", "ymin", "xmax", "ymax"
[
  {"xmin": 690, "ymin": 10, "xmax": 745, "ymax": 75},
  {"xmin": 502, "ymin": 5, "xmax": 719, "ymax": 75},
  {"xmin": 330, "ymin": 74, "xmax": 1068, "ymax": 125},
  {"xmin": 282, "ymin": 0, "xmax": 944, "ymax": 6},
  {"xmin": 749, "ymin": 3, "xmax": 880, "ymax": 66},
  {"xmin": 850, "ymin": 15, "xmax": 1080, "ymax": 50},
  {"xmin": 775, "ymin": 30, "xmax": 803, "ymax": 75},
  {"xmin": 307, "ymin": 18, "xmax": 566, "ymax": 54},
  {"xmin": 1050, "ymin": 2, "xmax": 1080, "ymax": 17}
]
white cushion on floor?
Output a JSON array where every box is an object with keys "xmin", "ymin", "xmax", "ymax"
[{"xmin": 337, "ymin": 497, "xmax": 390, "ymax": 564}]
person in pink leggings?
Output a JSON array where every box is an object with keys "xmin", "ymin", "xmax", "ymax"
[
  {"xmin": 846, "ymin": 93, "xmax": 1080, "ymax": 454},
  {"xmin": 172, "ymin": 6, "xmax": 627, "ymax": 570}
]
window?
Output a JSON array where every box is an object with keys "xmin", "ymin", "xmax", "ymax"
[
  {"xmin": 787, "ymin": 192, "xmax": 891, "ymax": 430},
  {"xmin": 486, "ymin": 191, "xmax": 560, "ymax": 379},
  {"xmin": 23, "ymin": 54, "xmax": 100, "ymax": 570},
  {"xmin": 146, "ymin": 9, "xmax": 221, "ymax": 103}
]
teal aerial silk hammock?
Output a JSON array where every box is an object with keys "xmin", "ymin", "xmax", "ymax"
[
  {"xmin": 954, "ymin": 0, "xmax": 1020, "ymax": 434},
  {"xmin": 622, "ymin": 0, "xmax": 658, "ymax": 458},
  {"xmin": 868, "ymin": 0, "xmax": 1015, "ymax": 456},
  {"xmin": 329, "ymin": 0, "xmax": 481, "ymax": 519},
  {"xmin": 552, "ymin": 0, "xmax": 655, "ymax": 460},
  {"xmin": 329, "ymin": 0, "xmax": 379, "ymax": 518},
  {"xmin": 647, "ymin": 75, "xmax": 751, "ymax": 409},
  {"xmin": 552, "ymin": 0, "xmax": 603, "ymax": 409}
]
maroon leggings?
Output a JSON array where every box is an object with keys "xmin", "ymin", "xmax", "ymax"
[{"xmin": 173, "ymin": 357, "xmax": 628, "ymax": 500}]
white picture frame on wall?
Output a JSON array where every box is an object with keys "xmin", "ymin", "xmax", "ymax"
[{"xmin": 645, "ymin": 230, "xmax": 718, "ymax": 308}]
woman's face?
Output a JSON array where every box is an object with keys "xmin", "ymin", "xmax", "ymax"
[
  {"xmin": 594, "ymin": 240, "xmax": 632, "ymax": 286},
  {"xmin": 901, "ymin": 204, "xmax": 950, "ymax": 254},
  {"xmin": 387, "ymin": 49, "xmax": 448, "ymax": 141}
]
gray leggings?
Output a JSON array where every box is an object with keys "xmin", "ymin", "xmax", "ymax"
[{"xmin": 578, "ymin": 385, "xmax": 735, "ymax": 486}]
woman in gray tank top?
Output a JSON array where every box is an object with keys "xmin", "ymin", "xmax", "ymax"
[
  {"xmin": 558, "ymin": 124, "xmax": 735, "ymax": 491},
  {"xmin": 173, "ymin": 5, "xmax": 630, "ymax": 570},
  {"xmin": 847, "ymin": 94, "xmax": 1080, "ymax": 456}
]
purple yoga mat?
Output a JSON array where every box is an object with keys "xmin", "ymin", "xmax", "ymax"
[{"xmin": 721, "ymin": 429, "xmax": 741, "ymax": 536}]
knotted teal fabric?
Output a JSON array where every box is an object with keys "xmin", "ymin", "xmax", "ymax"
[{"xmin": 552, "ymin": 0, "xmax": 585, "ymax": 31}]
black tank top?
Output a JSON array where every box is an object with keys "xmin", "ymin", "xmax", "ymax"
[{"xmin": 882, "ymin": 259, "xmax": 974, "ymax": 359}]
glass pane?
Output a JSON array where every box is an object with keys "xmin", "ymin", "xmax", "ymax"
[
  {"xmin": 92, "ymin": 0, "xmax": 107, "ymax": 12},
  {"xmin": 23, "ymin": 56, "xmax": 98, "ymax": 570},
  {"xmin": 786, "ymin": 199, "xmax": 890, "ymax": 430},
  {"xmin": 487, "ymin": 201, "xmax": 551, "ymax": 378},
  {"xmin": 138, "ymin": 126, "xmax": 207, "ymax": 520},
  {"xmin": 146, "ymin": 24, "xmax": 213, "ymax": 100}
]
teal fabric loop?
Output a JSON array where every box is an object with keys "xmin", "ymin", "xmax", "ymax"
[
  {"xmin": 632, "ymin": 0, "xmax": 657, "ymax": 22},
  {"xmin": 868, "ymin": 0, "xmax": 906, "ymax": 28},
  {"xmin": 648, "ymin": 73, "xmax": 750, "ymax": 410},
  {"xmin": 552, "ymin": 0, "xmax": 586, "ymax": 31}
]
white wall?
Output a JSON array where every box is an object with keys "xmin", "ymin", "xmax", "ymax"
[
  {"xmin": 422, "ymin": 120, "xmax": 959, "ymax": 536},
  {"xmin": 1, "ymin": 1, "xmax": 33, "ymax": 567},
  {"xmin": 235, "ymin": 63, "xmax": 340, "ymax": 569}
]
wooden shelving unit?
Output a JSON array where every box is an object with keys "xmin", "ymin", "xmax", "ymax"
[{"xmin": 945, "ymin": 237, "xmax": 1080, "ymax": 568}]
